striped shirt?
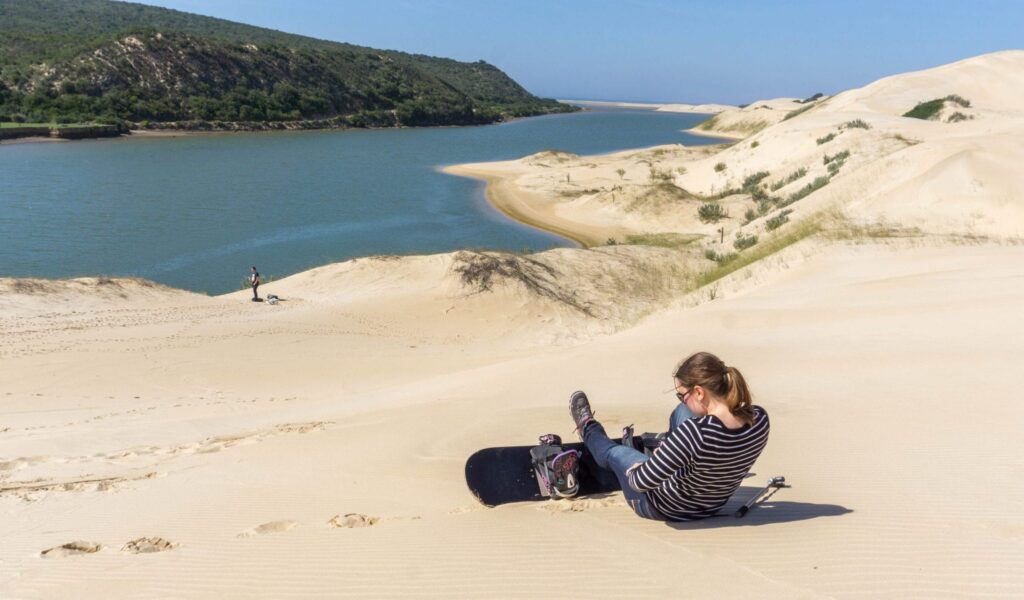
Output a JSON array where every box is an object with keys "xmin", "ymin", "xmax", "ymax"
[{"xmin": 628, "ymin": 406, "xmax": 770, "ymax": 520}]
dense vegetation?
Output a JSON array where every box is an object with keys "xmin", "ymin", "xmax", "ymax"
[
  {"xmin": 902, "ymin": 94, "xmax": 971, "ymax": 120},
  {"xmin": 902, "ymin": 99, "xmax": 946, "ymax": 120},
  {"xmin": 0, "ymin": 0, "xmax": 574, "ymax": 127}
]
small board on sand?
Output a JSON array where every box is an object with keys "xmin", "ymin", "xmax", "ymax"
[{"xmin": 465, "ymin": 437, "xmax": 642, "ymax": 507}]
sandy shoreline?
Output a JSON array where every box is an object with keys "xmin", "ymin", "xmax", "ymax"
[
  {"xmin": 0, "ymin": 128, "xmax": 252, "ymax": 145},
  {"xmin": 3, "ymin": 51, "xmax": 1024, "ymax": 598},
  {"xmin": 443, "ymin": 163, "xmax": 619, "ymax": 247},
  {"xmin": 0, "ymin": 135, "xmax": 69, "ymax": 145}
]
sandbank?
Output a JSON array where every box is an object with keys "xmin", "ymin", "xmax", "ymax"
[
  {"xmin": 657, "ymin": 102, "xmax": 737, "ymax": 114},
  {"xmin": 557, "ymin": 99, "xmax": 736, "ymax": 114},
  {"xmin": 443, "ymin": 163, "xmax": 622, "ymax": 247},
  {"xmin": 558, "ymin": 99, "xmax": 665, "ymax": 109}
]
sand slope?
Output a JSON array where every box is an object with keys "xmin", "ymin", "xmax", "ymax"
[{"xmin": 3, "ymin": 242, "xmax": 1023, "ymax": 598}]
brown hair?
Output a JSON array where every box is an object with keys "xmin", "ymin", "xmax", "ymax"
[{"xmin": 674, "ymin": 351, "xmax": 756, "ymax": 426}]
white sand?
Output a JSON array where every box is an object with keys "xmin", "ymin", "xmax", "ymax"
[
  {"xmin": 657, "ymin": 102, "xmax": 739, "ymax": 114},
  {"xmin": 3, "ymin": 51, "xmax": 1024, "ymax": 598},
  {"xmin": 557, "ymin": 100, "xmax": 736, "ymax": 113}
]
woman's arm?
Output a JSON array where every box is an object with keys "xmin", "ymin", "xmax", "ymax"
[{"xmin": 627, "ymin": 420, "xmax": 702, "ymax": 492}]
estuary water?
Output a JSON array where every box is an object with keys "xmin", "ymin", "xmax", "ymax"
[{"xmin": 0, "ymin": 107, "xmax": 720, "ymax": 294}]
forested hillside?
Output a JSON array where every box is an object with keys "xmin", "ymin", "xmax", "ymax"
[{"xmin": 0, "ymin": 0, "xmax": 573, "ymax": 127}]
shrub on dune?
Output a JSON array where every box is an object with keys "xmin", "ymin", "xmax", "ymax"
[
  {"xmin": 704, "ymin": 248, "xmax": 737, "ymax": 264},
  {"xmin": 765, "ymin": 209, "xmax": 793, "ymax": 231},
  {"xmin": 783, "ymin": 103, "xmax": 816, "ymax": 121},
  {"xmin": 769, "ymin": 167, "xmax": 808, "ymax": 192},
  {"xmin": 816, "ymin": 132, "xmax": 837, "ymax": 145},
  {"xmin": 843, "ymin": 119, "xmax": 871, "ymax": 130},
  {"xmin": 903, "ymin": 95, "xmax": 970, "ymax": 120},
  {"xmin": 944, "ymin": 94, "xmax": 971, "ymax": 108},
  {"xmin": 796, "ymin": 92, "xmax": 824, "ymax": 104},
  {"xmin": 823, "ymin": 150, "xmax": 850, "ymax": 165},
  {"xmin": 741, "ymin": 171, "xmax": 770, "ymax": 192},
  {"xmin": 903, "ymin": 99, "xmax": 945, "ymax": 120},
  {"xmin": 733, "ymin": 233, "xmax": 758, "ymax": 250},
  {"xmin": 781, "ymin": 176, "xmax": 830, "ymax": 207},
  {"xmin": 698, "ymin": 202, "xmax": 728, "ymax": 223}
]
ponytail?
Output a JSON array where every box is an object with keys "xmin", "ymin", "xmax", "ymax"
[{"xmin": 724, "ymin": 366, "xmax": 755, "ymax": 426}]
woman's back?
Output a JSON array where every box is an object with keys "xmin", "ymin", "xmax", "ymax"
[{"xmin": 631, "ymin": 406, "xmax": 770, "ymax": 520}]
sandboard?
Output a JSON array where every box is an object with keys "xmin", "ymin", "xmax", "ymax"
[{"xmin": 465, "ymin": 437, "xmax": 644, "ymax": 507}]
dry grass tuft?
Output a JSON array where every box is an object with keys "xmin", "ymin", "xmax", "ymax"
[{"xmin": 452, "ymin": 251, "xmax": 593, "ymax": 316}]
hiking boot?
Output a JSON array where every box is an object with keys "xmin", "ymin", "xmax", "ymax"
[{"xmin": 569, "ymin": 390, "xmax": 595, "ymax": 437}]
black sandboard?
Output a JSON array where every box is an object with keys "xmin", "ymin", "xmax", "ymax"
[{"xmin": 465, "ymin": 438, "xmax": 639, "ymax": 507}]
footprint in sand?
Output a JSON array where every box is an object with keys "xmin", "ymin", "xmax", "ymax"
[
  {"xmin": 122, "ymin": 537, "xmax": 178, "ymax": 553},
  {"xmin": 0, "ymin": 459, "xmax": 27, "ymax": 472},
  {"xmin": 238, "ymin": 520, "xmax": 298, "ymax": 537},
  {"xmin": 327, "ymin": 513, "xmax": 379, "ymax": 528},
  {"xmin": 41, "ymin": 541, "xmax": 102, "ymax": 557}
]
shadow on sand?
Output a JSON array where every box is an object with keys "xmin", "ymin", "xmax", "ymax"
[{"xmin": 664, "ymin": 484, "xmax": 853, "ymax": 530}]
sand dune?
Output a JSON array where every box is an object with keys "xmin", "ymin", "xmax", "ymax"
[
  {"xmin": 449, "ymin": 51, "xmax": 1024, "ymax": 248},
  {"xmin": 2, "ymin": 51, "xmax": 1023, "ymax": 598},
  {"xmin": 817, "ymin": 50, "xmax": 1024, "ymax": 116},
  {"xmin": 686, "ymin": 97, "xmax": 814, "ymax": 138}
]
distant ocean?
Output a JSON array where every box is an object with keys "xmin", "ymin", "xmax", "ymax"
[{"xmin": 0, "ymin": 106, "xmax": 721, "ymax": 294}]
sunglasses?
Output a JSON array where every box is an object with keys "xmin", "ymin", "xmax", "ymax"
[{"xmin": 675, "ymin": 389, "xmax": 691, "ymax": 403}]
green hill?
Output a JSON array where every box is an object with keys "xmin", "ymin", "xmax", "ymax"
[{"xmin": 0, "ymin": 0, "xmax": 574, "ymax": 128}]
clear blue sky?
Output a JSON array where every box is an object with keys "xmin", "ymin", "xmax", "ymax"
[{"xmin": 131, "ymin": 0, "xmax": 1023, "ymax": 104}]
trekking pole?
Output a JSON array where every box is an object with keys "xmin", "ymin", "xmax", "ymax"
[{"xmin": 734, "ymin": 475, "xmax": 787, "ymax": 518}]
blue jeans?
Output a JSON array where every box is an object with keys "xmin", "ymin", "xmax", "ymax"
[{"xmin": 582, "ymin": 403, "xmax": 695, "ymax": 520}]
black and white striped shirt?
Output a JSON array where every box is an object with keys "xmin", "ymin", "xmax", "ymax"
[{"xmin": 628, "ymin": 406, "xmax": 770, "ymax": 520}]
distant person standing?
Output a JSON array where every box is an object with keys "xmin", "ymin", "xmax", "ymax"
[{"xmin": 250, "ymin": 266, "xmax": 261, "ymax": 301}]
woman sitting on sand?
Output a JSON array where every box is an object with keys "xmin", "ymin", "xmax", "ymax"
[{"xmin": 570, "ymin": 351, "xmax": 769, "ymax": 521}]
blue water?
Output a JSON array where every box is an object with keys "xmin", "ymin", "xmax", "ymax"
[{"xmin": 0, "ymin": 107, "xmax": 720, "ymax": 294}]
